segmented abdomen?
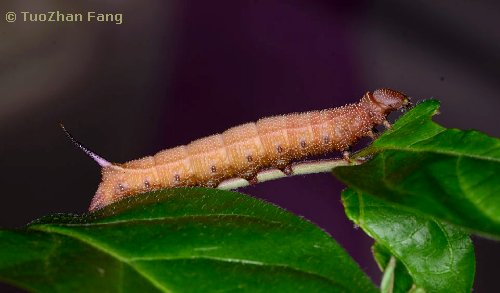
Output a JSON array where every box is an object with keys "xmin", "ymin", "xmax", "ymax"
[
  {"xmin": 90, "ymin": 88, "xmax": 410, "ymax": 211},
  {"xmin": 120, "ymin": 104, "xmax": 371, "ymax": 190}
]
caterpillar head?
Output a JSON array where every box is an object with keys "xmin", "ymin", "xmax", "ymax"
[{"xmin": 369, "ymin": 88, "xmax": 411, "ymax": 114}]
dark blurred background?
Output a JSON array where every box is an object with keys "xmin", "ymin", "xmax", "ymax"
[{"xmin": 1, "ymin": 0, "xmax": 499, "ymax": 291}]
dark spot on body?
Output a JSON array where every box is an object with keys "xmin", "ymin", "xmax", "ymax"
[
  {"xmin": 174, "ymin": 174, "xmax": 180, "ymax": 182},
  {"xmin": 276, "ymin": 145, "xmax": 283, "ymax": 153},
  {"xmin": 247, "ymin": 155, "xmax": 253, "ymax": 163},
  {"xmin": 211, "ymin": 165, "xmax": 217, "ymax": 173},
  {"xmin": 118, "ymin": 183, "xmax": 125, "ymax": 192},
  {"xmin": 323, "ymin": 135, "xmax": 330, "ymax": 144},
  {"xmin": 144, "ymin": 180, "xmax": 150, "ymax": 188},
  {"xmin": 300, "ymin": 140, "xmax": 306, "ymax": 148}
]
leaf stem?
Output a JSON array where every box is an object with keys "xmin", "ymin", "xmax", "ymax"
[
  {"xmin": 217, "ymin": 159, "xmax": 356, "ymax": 190},
  {"xmin": 380, "ymin": 256, "xmax": 396, "ymax": 293}
]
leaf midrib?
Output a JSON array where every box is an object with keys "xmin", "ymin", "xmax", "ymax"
[
  {"xmin": 29, "ymin": 220, "xmax": 349, "ymax": 292},
  {"xmin": 369, "ymin": 145, "xmax": 500, "ymax": 162},
  {"xmin": 371, "ymin": 119, "xmax": 500, "ymax": 162},
  {"xmin": 35, "ymin": 213, "xmax": 293, "ymax": 228}
]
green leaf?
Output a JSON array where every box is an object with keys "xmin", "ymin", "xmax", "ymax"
[
  {"xmin": 342, "ymin": 188, "xmax": 475, "ymax": 293},
  {"xmin": 0, "ymin": 188, "xmax": 377, "ymax": 293},
  {"xmin": 334, "ymin": 100, "xmax": 500, "ymax": 238}
]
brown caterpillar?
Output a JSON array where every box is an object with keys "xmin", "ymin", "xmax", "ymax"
[{"xmin": 62, "ymin": 89, "xmax": 410, "ymax": 211}]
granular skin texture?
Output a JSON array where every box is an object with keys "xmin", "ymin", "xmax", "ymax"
[{"xmin": 90, "ymin": 88, "xmax": 409, "ymax": 211}]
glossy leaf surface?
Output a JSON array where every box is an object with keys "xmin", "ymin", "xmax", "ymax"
[
  {"xmin": 0, "ymin": 188, "xmax": 377, "ymax": 293},
  {"xmin": 335, "ymin": 100, "xmax": 500, "ymax": 238},
  {"xmin": 343, "ymin": 189, "xmax": 475, "ymax": 293}
]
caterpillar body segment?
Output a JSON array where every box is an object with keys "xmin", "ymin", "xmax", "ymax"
[{"xmin": 63, "ymin": 88, "xmax": 410, "ymax": 211}]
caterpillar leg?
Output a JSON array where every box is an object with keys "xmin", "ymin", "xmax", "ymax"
[
  {"xmin": 246, "ymin": 176, "xmax": 259, "ymax": 185},
  {"xmin": 401, "ymin": 100, "xmax": 413, "ymax": 112},
  {"xmin": 342, "ymin": 148, "xmax": 352, "ymax": 161},
  {"xmin": 205, "ymin": 180, "xmax": 218, "ymax": 188},
  {"xmin": 241, "ymin": 169, "xmax": 259, "ymax": 185},
  {"xmin": 281, "ymin": 165, "xmax": 293, "ymax": 176},
  {"xmin": 275, "ymin": 159, "xmax": 293, "ymax": 176},
  {"xmin": 367, "ymin": 128, "xmax": 378, "ymax": 140},
  {"xmin": 383, "ymin": 120, "xmax": 392, "ymax": 129}
]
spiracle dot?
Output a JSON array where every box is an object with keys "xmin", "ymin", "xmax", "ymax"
[{"xmin": 118, "ymin": 183, "xmax": 125, "ymax": 192}]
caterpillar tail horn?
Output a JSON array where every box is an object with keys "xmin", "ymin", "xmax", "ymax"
[{"xmin": 59, "ymin": 123, "xmax": 112, "ymax": 168}]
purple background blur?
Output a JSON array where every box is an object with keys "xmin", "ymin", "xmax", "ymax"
[{"xmin": 1, "ymin": 1, "xmax": 499, "ymax": 292}]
